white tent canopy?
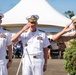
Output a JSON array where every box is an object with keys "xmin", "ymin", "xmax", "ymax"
[{"xmin": 2, "ymin": 0, "xmax": 71, "ymax": 30}]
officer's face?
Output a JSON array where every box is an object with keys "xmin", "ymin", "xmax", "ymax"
[
  {"xmin": 29, "ymin": 21, "xmax": 38, "ymax": 27},
  {"xmin": 29, "ymin": 21, "xmax": 38, "ymax": 31}
]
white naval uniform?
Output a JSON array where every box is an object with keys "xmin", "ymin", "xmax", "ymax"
[
  {"xmin": 19, "ymin": 29, "xmax": 50, "ymax": 75},
  {"xmin": 0, "ymin": 28, "xmax": 12, "ymax": 75}
]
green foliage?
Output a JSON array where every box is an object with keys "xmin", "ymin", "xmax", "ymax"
[
  {"xmin": 64, "ymin": 10, "xmax": 75, "ymax": 19},
  {"xmin": 63, "ymin": 40, "xmax": 76, "ymax": 75}
]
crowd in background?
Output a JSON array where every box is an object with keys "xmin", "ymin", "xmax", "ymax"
[
  {"xmin": 6, "ymin": 41, "xmax": 23, "ymax": 58},
  {"xmin": 48, "ymin": 38, "xmax": 66, "ymax": 59},
  {"xmin": 6, "ymin": 37, "xmax": 66, "ymax": 59}
]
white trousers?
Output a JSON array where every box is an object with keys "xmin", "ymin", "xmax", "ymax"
[
  {"xmin": 0, "ymin": 59, "xmax": 8, "ymax": 75},
  {"xmin": 22, "ymin": 55, "xmax": 44, "ymax": 75}
]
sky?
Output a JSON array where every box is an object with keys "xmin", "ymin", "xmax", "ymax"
[
  {"xmin": 0, "ymin": 0, "xmax": 76, "ymax": 16},
  {"xmin": 0, "ymin": 0, "xmax": 76, "ymax": 32},
  {"xmin": 47, "ymin": 0, "xmax": 76, "ymax": 16}
]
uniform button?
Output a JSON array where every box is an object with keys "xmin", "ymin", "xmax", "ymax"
[
  {"xmin": 25, "ymin": 43, "xmax": 28, "ymax": 46},
  {"xmin": 33, "ymin": 56, "xmax": 37, "ymax": 58}
]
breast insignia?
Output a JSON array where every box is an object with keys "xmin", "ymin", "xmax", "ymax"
[{"xmin": 37, "ymin": 36, "xmax": 43, "ymax": 40}]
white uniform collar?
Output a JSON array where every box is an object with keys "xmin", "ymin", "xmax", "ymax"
[
  {"xmin": 27, "ymin": 28, "xmax": 38, "ymax": 33},
  {"xmin": 27, "ymin": 28, "xmax": 39, "ymax": 37}
]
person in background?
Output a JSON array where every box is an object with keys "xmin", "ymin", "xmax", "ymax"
[
  {"xmin": 11, "ymin": 14, "xmax": 75, "ymax": 75},
  {"xmin": 58, "ymin": 41, "xmax": 66, "ymax": 59},
  {"xmin": 11, "ymin": 15, "xmax": 50, "ymax": 75},
  {"xmin": 0, "ymin": 13, "xmax": 12, "ymax": 75},
  {"xmin": 16, "ymin": 41, "xmax": 23, "ymax": 57},
  {"xmin": 47, "ymin": 38, "xmax": 52, "ymax": 59},
  {"xmin": 50, "ymin": 16, "xmax": 76, "ymax": 58},
  {"xmin": 52, "ymin": 15, "xmax": 76, "ymax": 41},
  {"xmin": 52, "ymin": 22, "xmax": 74, "ymax": 41},
  {"xmin": 50, "ymin": 39, "xmax": 59, "ymax": 58}
]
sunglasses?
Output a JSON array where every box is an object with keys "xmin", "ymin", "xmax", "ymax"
[{"xmin": 30, "ymin": 22, "xmax": 36, "ymax": 24}]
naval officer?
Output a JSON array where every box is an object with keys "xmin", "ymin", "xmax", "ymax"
[
  {"xmin": 11, "ymin": 15, "xmax": 50, "ymax": 75},
  {"xmin": 0, "ymin": 13, "xmax": 12, "ymax": 75}
]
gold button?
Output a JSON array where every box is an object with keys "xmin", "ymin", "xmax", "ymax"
[
  {"xmin": 33, "ymin": 56, "xmax": 37, "ymax": 58},
  {"xmin": 25, "ymin": 43, "xmax": 28, "ymax": 46}
]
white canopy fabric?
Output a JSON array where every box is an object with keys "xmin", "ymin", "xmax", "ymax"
[{"xmin": 2, "ymin": 0, "xmax": 71, "ymax": 30}]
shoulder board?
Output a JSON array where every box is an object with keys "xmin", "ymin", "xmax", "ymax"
[
  {"xmin": 3, "ymin": 27, "xmax": 7, "ymax": 30},
  {"xmin": 1, "ymin": 27, "xmax": 9, "ymax": 31},
  {"xmin": 38, "ymin": 29, "xmax": 45, "ymax": 33}
]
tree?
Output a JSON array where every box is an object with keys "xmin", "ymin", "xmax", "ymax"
[
  {"xmin": 64, "ymin": 10, "xmax": 75, "ymax": 19},
  {"xmin": 63, "ymin": 39, "xmax": 76, "ymax": 75}
]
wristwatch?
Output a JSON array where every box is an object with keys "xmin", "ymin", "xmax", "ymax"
[{"xmin": 9, "ymin": 59, "xmax": 12, "ymax": 62}]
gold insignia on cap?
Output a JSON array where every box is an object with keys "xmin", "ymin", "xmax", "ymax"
[
  {"xmin": 28, "ymin": 17, "xmax": 37, "ymax": 22},
  {"xmin": 26, "ymin": 15, "xmax": 39, "ymax": 22}
]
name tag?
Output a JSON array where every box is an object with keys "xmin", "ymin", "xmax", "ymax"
[{"xmin": 37, "ymin": 36, "xmax": 42, "ymax": 40}]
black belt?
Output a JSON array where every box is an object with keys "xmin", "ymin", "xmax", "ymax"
[
  {"xmin": 5, "ymin": 56, "xmax": 9, "ymax": 59},
  {"xmin": 25, "ymin": 55, "xmax": 41, "ymax": 59}
]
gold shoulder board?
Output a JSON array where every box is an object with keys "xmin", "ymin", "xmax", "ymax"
[{"xmin": 38, "ymin": 29, "xmax": 45, "ymax": 32}]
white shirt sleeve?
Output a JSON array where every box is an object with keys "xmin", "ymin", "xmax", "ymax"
[
  {"xmin": 18, "ymin": 33, "xmax": 25, "ymax": 41},
  {"xmin": 43, "ymin": 34, "xmax": 50, "ymax": 48},
  {"xmin": 6, "ymin": 32, "xmax": 12, "ymax": 46}
]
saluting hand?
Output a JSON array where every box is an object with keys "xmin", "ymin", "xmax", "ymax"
[
  {"xmin": 62, "ymin": 22, "xmax": 74, "ymax": 33},
  {"xmin": 22, "ymin": 22, "xmax": 30, "ymax": 32}
]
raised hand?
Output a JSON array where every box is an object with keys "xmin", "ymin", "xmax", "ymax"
[
  {"xmin": 62, "ymin": 22, "xmax": 74, "ymax": 33},
  {"xmin": 22, "ymin": 22, "xmax": 30, "ymax": 32}
]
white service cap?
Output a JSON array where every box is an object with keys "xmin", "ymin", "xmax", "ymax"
[
  {"xmin": 26, "ymin": 15, "xmax": 39, "ymax": 22},
  {"xmin": 0, "ymin": 13, "xmax": 4, "ymax": 19}
]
